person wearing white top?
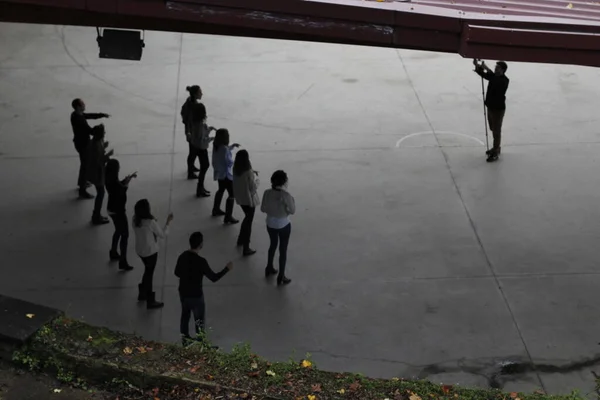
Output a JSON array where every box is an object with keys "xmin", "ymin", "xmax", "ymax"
[
  {"xmin": 232, "ymin": 149, "xmax": 260, "ymax": 256},
  {"xmin": 260, "ymin": 170, "xmax": 295, "ymax": 286},
  {"xmin": 132, "ymin": 199, "xmax": 173, "ymax": 309}
]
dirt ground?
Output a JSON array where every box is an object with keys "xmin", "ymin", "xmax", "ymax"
[{"xmin": 0, "ymin": 362, "xmax": 113, "ymax": 400}]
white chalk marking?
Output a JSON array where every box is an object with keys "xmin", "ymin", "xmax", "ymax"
[{"xmin": 395, "ymin": 131, "xmax": 485, "ymax": 148}]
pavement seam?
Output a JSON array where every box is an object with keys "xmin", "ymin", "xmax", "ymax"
[
  {"xmin": 157, "ymin": 32, "xmax": 184, "ymax": 340},
  {"xmin": 394, "ymin": 49, "xmax": 546, "ymax": 392}
]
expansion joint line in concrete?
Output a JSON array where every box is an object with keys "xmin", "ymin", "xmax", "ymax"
[
  {"xmin": 394, "ymin": 50, "xmax": 545, "ymax": 392},
  {"xmin": 157, "ymin": 32, "xmax": 184, "ymax": 339}
]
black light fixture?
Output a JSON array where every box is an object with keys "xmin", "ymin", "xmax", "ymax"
[{"xmin": 96, "ymin": 27, "xmax": 145, "ymax": 61}]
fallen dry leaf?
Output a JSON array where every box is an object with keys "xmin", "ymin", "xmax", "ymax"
[
  {"xmin": 308, "ymin": 395, "xmax": 317, "ymax": 400},
  {"xmin": 337, "ymin": 388, "xmax": 345, "ymax": 394},
  {"xmin": 123, "ymin": 347, "xmax": 133, "ymax": 355},
  {"xmin": 25, "ymin": 314, "xmax": 35, "ymax": 319},
  {"xmin": 409, "ymin": 394, "xmax": 422, "ymax": 400},
  {"xmin": 311, "ymin": 383, "xmax": 322, "ymax": 392},
  {"xmin": 510, "ymin": 393, "xmax": 518, "ymax": 399},
  {"xmin": 250, "ymin": 362, "xmax": 258, "ymax": 370},
  {"xmin": 567, "ymin": 2, "xmax": 573, "ymax": 8},
  {"xmin": 266, "ymin": 370, "xmax": 276, "ymax": 377},
  {"xmin": 137, "ymin": 346, "xmax": 147, "ymax": 354},
  {"xmin": 53, "ymin": 388, "xmax": 62, "ymax": 393},
  {"xmin": 86, "ymin": 335, "xmax": 93, "ymax": 342},
  {"xmin": 349, "ymin": 382, "xmax": 361, "ymax": 391},
  {"xmin": 442, "ymin": 385, "xmax": 453, "ymax": 394},
  {"xmin": 205, "ymin": 374, "xmax": 214, "ymax": 381},
  {"xmin": 248, "ymin": 371, "xmax": 260, "ymax": 377},
  {"xmin": 301, "ymin": 359, "xmax": 313, "ymax": 368}
]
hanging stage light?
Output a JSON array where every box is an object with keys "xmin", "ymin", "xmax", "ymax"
[{"xmin": 96, "ymin": 28, "xmax": 145, "ymax": 61}]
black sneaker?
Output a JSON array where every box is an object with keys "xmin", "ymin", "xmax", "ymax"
[
  {"xmin": 212, "ymin": 209, "xmax": 226, "ymax": 217},
  {"xmin": 118, "ymin": 263, "xmax": 134, "ymax": 271},
  {"xmin": 277, "ymin": 277, "xmax": 292, "ymax": 286},
  {"xmin": 109, "ymin": 250, "xmax": 120, "ymax": 261}
]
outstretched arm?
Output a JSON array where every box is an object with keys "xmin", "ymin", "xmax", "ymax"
[
  {"xmin": 84, "ymin": 113, "xmax": 110, "ymax": 120},
  {"xmin": 474, "ymin": 64, "xmax": 494, "ymax": 81}
]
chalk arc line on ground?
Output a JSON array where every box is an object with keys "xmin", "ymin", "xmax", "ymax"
[{"xmin": 395, "ymin": 131, "xmax": 485, "ymax": 148}]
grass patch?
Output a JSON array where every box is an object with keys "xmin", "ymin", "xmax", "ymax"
[{"xmin": 12, "ymin": 316, "xmax": 586, "ymax": 400}]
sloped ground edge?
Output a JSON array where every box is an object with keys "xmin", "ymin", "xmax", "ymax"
[{"xmin": 9, "ymin": 316, "xmax": 587, "ymax": 400}]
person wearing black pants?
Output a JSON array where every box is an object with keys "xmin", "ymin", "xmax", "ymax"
[
  {"xmin": 232, "ymin": 150, "xmax": 260, "ymax": 256},
  {"xmin": 181, "ymin": 85, "xmax": 203, "ymax": 179},
  {"xmin": 87, "ymin": 125, "xmax": 113, "ymax": 225},
  {"xmin": 189, "ymin": 103, "xmax": 215, "ymax": 197},
  {"xmin": 261, "ymin": 170, "xmax": 296, "ymax": 286},
  {"xmin": 132, "ymin": 199, "xmax": 173, "ymax": 309},
  {"xmin": 105, "ymin": 159, "xmax": 136, "ymax": 271},
  {"xmin": 70, "ymin": 98, "xmax": 110, "ymax": 199},
  {"xmin": 175, "ymin": 231, "xmax": 233, "ymax": 346},
  {"xmin": 211, "ymin": 129, "xmax": 240, "ymax": 224}
]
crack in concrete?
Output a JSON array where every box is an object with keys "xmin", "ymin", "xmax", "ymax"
[{"xmin": 309, "ymin": 349, "xmax": 600, "ymax": 391}]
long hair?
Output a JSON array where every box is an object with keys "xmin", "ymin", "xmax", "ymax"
[
  {"xmin": 105, "ymin": 159, "xmax": 120, "ymax": 185},
  {"xmin": 233, "ymin": 149, "xmax": 251, "ymax": 177},
  {"xmin": 212, "ymin": 128, "xmax": 229, "ymax": 153},
  {"xmin": 133, "ymin": 199, "xmax": 154, "ymax": 227}
]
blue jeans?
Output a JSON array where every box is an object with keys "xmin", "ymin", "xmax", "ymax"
[
  {"xmin": 267, "ymin": 223, "xmax": 291, "ymax": 279},
  {"xmin": 180, "ymin": 296, "xmax": 206, "ymax": 337}
]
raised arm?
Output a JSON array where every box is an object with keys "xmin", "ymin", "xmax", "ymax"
[
  {"xmin": 474, "ymin": 65, "xmax": 494, "ymax": 81},
  {"xmin": 201, "ymin": 259, "xmax": 230, "ymax": 282}
]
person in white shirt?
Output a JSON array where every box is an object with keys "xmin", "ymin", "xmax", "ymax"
[
  {"xmin": 232, "ymin": 150, "xmax": 260, "ymax": 256},
  {"xmin": 132, "ymin": 199, "xmax": 173, "ymax": 309},
  {"xmin": 260, "ymin": 170, "xmax": 295, "ymax": 286}
]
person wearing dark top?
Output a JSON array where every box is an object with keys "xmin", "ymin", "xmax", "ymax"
[
  {"xmin": 106, "ymin": 159, "xmax": 137, "ymax": 271},
  {"xmin": 181, "ymin": 85, "xmax": 203, "ymax": 179},
  {"xmin": 70, "ymin": 98, "xmax": 110, "ymax": 199},
  {"xmin": 174, "ymin": 231, "xmax": 233, "ymax": 345},
  {"xmin": 473, "ymin": 60, "xmax": 509, "ymax": 159},
  {"xmin": 87, "ymin": 125, "xmax": 113, "ymax": 225}
]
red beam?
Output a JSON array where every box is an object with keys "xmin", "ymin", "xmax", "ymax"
[{"xmin": 1, "ymin": 0, "xmax": 600, "ymax": 67}]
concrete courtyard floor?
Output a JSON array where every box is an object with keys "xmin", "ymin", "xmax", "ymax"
[{"xmin": 1, "ymin": 22, "xmax": 600, "ymax": 396}]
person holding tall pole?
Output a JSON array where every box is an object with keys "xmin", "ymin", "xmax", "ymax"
[{"xmin": 473, "ymin": 59, "xmax": 510, "ymax": 162}]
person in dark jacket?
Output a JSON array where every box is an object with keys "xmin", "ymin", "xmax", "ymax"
[
  {"xmin": 189, "ymin": 103, "xmax": 215, "ymax": 198},
  {"xmin": 473, "ymin": 60, "xmax": 509, "ymax": 159},
  {"xmin": 181, "ymin": 85, "xmax": 203, "ymax": 179},
  {"xmin": 87, "ymin": 124, "xmax": 113, "ymax": 225},
  {"xmin": 70, "ymin": 98, "xmax": 110, "ymax": 199},
  {"xmin": 175, "ymin": 231, "xmax": 233, "ymax": 345},
  {"xmin": 106, "ymin": 159, "xmax": 136, "ymax": 271}
]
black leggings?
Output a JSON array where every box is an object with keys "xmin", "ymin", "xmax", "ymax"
[
  {"xmin": 196, "ymin": 149, "xmax": 210, "ymax": 191},
  {"xmin": 110, "ymin": 213, "xmax": 129, "ymax": 263},
  {"xmin": 139, "ymin": 253, "xmax": 158, "ymax": 295},
  {"xmin": 267, "ymin": 223, "xmax": 291, "ymax": 279},
  {"xmin": 213, "ymin": 178, "xmax": 233, "ymax": 213}
]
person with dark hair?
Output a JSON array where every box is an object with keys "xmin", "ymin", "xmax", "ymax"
[
  {"xmin": 87, "ymin": 124, "xmax": 113, "ymax": 225},
  {"xmin": 260, "ymin": 170, "xmax": 295, "ymax": 285},
  {"xmin": 105, "ymin": 158, "xmax": 136, "ymax": 271},
  {"xmin": 211, "ymin": 129, "xmax": 240, "ymax": 224},
  {"xmin": 181, "ymin": 85, "xmax": 203, "ymax": 179},
  {"xmin": 175, "ymin": 231, "xmax": 233, "ymax": 346},
  {"xmin": 70, "ymin": 98, "xmax": 110, "ymax": 199},
  {"xmin": 232, "ymin": 150, "xmax": 260, "ymax": 256},
  {"xmin": 473, "ymin": 60, "xmax": 509, "ymax": 162},
  {"xmin": 189, "ymin": 103, "xmax": 216, "ymax": 198},
  {"xmin": 132, "ymin": 199, "xmax": 173, "ymax": 309}
]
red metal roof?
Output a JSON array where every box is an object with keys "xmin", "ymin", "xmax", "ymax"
[{"xmin": 1, "ymin": 0, "xmax": 600, "ymax": 67}]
